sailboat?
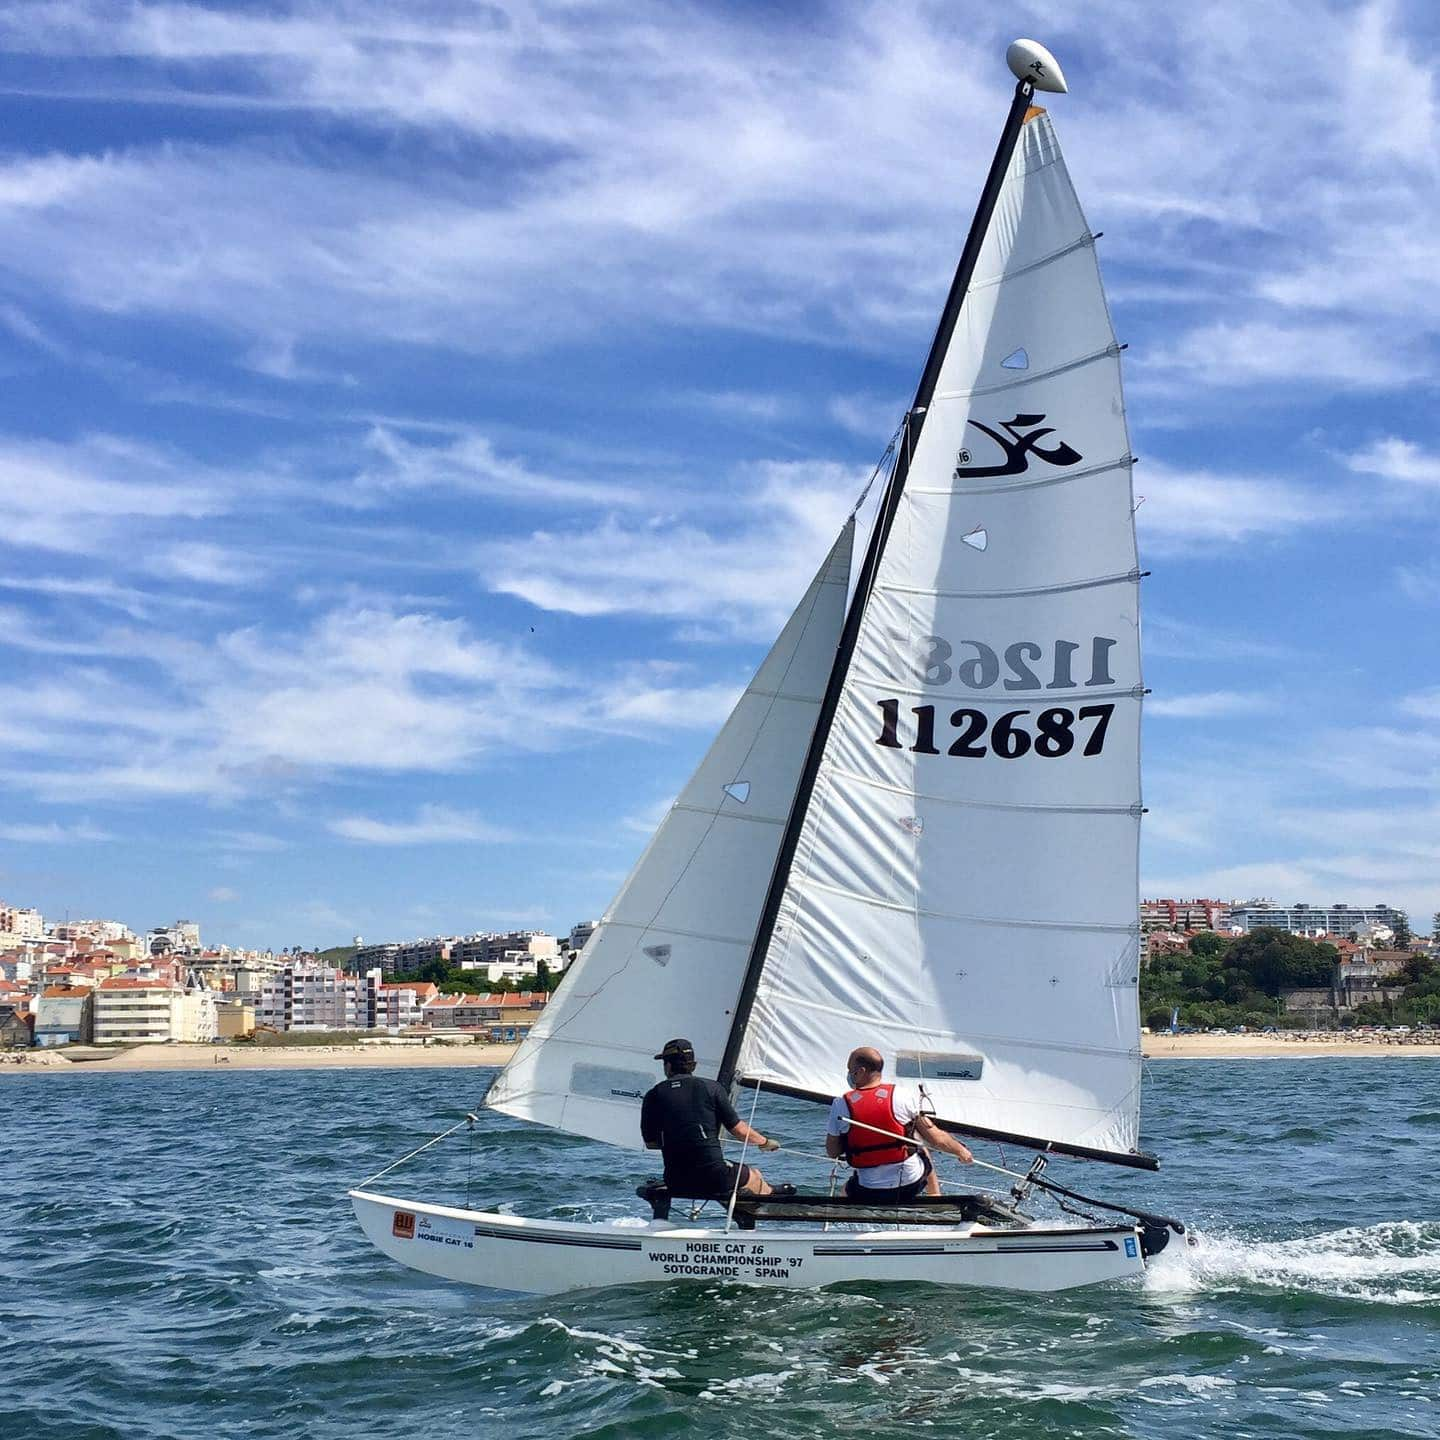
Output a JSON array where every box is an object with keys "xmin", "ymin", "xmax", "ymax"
[{"xmin": 352, "ymin": 39, "xmax": 1187, "ymax": 1295}]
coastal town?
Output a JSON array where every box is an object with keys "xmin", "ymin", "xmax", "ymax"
[
  {"xmin": 2, "ymin": 894, "xmax": 1437, "ymax": 1067},
  {"xmin": 0, "ymin": 900, "xmax": 597, "ymax": 1058}
]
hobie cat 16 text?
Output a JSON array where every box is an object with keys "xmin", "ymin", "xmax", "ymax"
[{"xmin": 352, "ymin": 37, "xmax": 1190, "ymax": 1295}]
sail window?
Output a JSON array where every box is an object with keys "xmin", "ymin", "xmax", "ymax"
[
  {"xmin": 1000, "ymin": 347, "xmax": 1029, "ymax": 370},
  {"xmin": 723, "ymin": 781, "xmax": 751, "ymax": 804},
  {"xmin": 571, "ymin": 1063, "xmax": 653, "ymax": 1103},
  {"xmin": 643, "ymin": 944, "xmax": 672, "ymax": 966},
  {"xmin": 898, "ymin": 815, "xmax": 924, "ymax": 837},
  {"xmin": 896, "ymin": 1052, "xmax": 985, "ymax": 1082},
  {"xmin": 961, "ymin": 527, "xmax": 988, "ymax": 552}
]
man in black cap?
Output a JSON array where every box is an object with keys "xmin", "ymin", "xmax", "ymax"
[{"xmin": 640, "ymin": 1038, "xmax": 780, "ymax": 1200}]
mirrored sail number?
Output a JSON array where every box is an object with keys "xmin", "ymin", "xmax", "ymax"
[
  {"xmin": 876, "ymin": 701, "xmax": 1115, "ymax": 759},
  {"xmin": 899, "ymin": 635, "xmax": 1120, "ymax": 691}
]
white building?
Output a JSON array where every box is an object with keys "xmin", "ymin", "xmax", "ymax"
[
  {"xmin": 255, "ymin": 965, "xmax": 381, "ymax": 1032},
  {"xmin": 172, "ymin": 989, "xmax": 218, "ymax": 1043},
  {"xmin": 568, "ymin": 920, "xmax": 599, "ymax": 955},
  {"xmin": 376, "ymin": 982, "xmax": 438, "ymax": 1031},
  {"xmin": 50, "ymin": 918, "xmax": 133, "ymax": 945},
  {"xmin": 148, "ymin": 921, "xmax": 202, "ymax": 957},
  {"xmin": 454, "ymin": 931, "xmax": 560, "ymax": 975},
  {"xmin": 0, "ymin": 904, "xmax": 45, "ymax": 941},
  {"xmin": 93, "ymin": 977, "xmax": 180, "ymax": 1044},
  {"xmin": 1229, "ymin": 900, "xmax": 1407, "ymax": 938}
]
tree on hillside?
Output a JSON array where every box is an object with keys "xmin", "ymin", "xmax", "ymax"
[
  {"xmin": 1401, "ymin": 952, "xmax": 1437, "ymax": 986},
  {"xmin": 1224, "ymin": 927, "xmax": 1337, "ymax": 997},
  {"xmin": 1431, "ymin": 911, "xmax": 1440, "ymax": 942},
  {"xmin": 1392, "ymin": 914, "xmax": 1413, "ymax": 948},
  {"xmin": 1189, "ymin": 931, "xmax": 1229, "ymax": 958}
]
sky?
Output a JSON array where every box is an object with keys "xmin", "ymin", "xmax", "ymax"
[{"xmin": 0, "ymin": 0, "xmax": 1437, "ymax": 949}]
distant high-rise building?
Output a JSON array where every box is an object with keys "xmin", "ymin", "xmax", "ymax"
[
  {"xmin": 255, "ymin": 965, "xmax": 382, "ymax": 1032},
  {"xmin": 1228, "ymin": 900, "xmax": 1406, "ymax": 937},
  {"xmin": 0, "ymin": 904, "xmax": 45, "ymax": 941}
]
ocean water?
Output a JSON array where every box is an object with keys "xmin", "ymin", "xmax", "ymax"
[{"xmin": 6, "ymin": 1059, "xmax": 1438, "ymax": 1440}]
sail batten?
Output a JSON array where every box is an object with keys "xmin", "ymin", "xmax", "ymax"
[
  {"xmin": 936, "ymin": 342, "xmax": 1121, "ymax": 399},
  {"xmin": 732, "ymin": 100, "xmax": 1148, "ymax": 1165}
]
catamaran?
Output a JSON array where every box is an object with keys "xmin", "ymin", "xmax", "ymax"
[{"xmin": 352, "ymin": 38, "xmax": 1188, "ymax": 1295}]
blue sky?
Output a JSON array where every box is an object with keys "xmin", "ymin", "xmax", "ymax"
[{"xmin": 1, "ymin": 0, "xmax": 1437, "ymax": 948}]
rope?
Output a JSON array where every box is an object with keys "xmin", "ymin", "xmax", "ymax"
[
  {"xmin": 724, "ymin": 1079, "xmax": 765, "ymax": 1232},
  {"xmin": 355, "ymin": 1113, "xmax": 479, "ymax": 1191}
]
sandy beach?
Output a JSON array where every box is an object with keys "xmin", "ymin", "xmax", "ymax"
[
  {"xmin": 1142, "ymin": 1032, "xmax": 1440, "ymax": 1059},
  {"xmin": 1, "ymin": 1041, "xmax": 521, "ymax": 1073},
  {"xmin": 4, "ymin": 1032, "xmax": 1439, "ymax": 1074}
]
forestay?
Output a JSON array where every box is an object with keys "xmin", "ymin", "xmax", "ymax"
[
  {"xmin": 734, "ymin": 109, "xmax": 1146, "ymax": 1160},
  {"xmin": 486, "ymin": 523, "xmax": 854, "ymax": 1149}
]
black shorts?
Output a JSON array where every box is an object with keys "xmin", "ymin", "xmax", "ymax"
[
  {"xmin": 845, "ymin": 1151, "xmax": 932, "ymax": 1203},
  {"xmin": 664, "ymin": 1160, "xmax": 753, "ymax": 1200}
]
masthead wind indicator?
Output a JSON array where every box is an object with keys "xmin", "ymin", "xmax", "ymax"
[{"xmin": 1006, "ymin": 39, "xmax": 1067, "ymax": 94}]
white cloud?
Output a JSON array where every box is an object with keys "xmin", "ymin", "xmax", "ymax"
[
  {"xmin": 828, "ymin": 392, "xmax": 905, "ymax": 440},
  {"xmin": 1399, "ymin": 688, "xmax": 1440, "ymax": 721},
  {"xmin": 1134, "ymin": 462, "xmax": 1342, "ymax": 551},
  {"xmin": 0, "ymin": 433, "xmax": 225, "ymax": 555},
  {"xmin": 1344, "ymin": 437, "xmax": 1440, "ymax": 489},
  {"xmin": 147, "ymin": 541, "xmax": 265, "ymax": 586},
  {"xmin": 0, "ymin": 0, "xmax": 1426, "ymax": 403},
  {"xmin": 0, "ymin": 819, "xmax": 111, "ymax": 842},
  {"xmin": 1144, "ymin": 319, "xmax": 1420, "ymax": 391},
  {"xmin": 1143, "ymin": 612, "xmax": 1299, "ymax": 663},
  {"xmin": 328, "ymin": 805, "xmax": 510, "ymax": 845},
  {"xmin": 598, "ymin": 679, "xmax": 744, "ymax": 730},
  {"xmin": 210, "ymin": 829, "xmax": 288, "ymax": 853},
  {"xmin": 1, "ymin": 596, "xmax": 773, "ymax": 803},
  {"xmin": 483, "ymin": 461, "xmax": 858, "ymax": 636},
  {"xmin": 1148, "ymin": 691, "xmax": 1275, "ymax": 719},
  {"xmin": 1396, "ymin": 564, "xmax": 1440, "ymax": 604},
  {"xmin": 349, "ymin": 426, "xmax": 644, "ymax": 509},
  {"xmin": 207, "ymin": 886, "xmax": 239, "ymax": 902}
]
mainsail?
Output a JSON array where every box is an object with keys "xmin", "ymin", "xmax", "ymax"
[
  {"xmin": 486, "ymin": 524, "xmax": 854, "ymax": 1149},
  {"xmin": 731, "ymin": 103, "xmax": 1148, "ymax": 1165}
]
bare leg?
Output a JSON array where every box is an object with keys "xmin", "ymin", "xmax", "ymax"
[
  {"xmin": 740, "ymin": 1166, "xmax": 773, "ymax": 1196},
  {"xmin": 923, "ymin": 1151, "xmax": 941, "ymax": 1196}
]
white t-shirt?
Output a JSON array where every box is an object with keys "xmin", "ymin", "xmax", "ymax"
[{"xmin": 826, "ymin": 1085, "xmax": 925, "ymax": 1189}]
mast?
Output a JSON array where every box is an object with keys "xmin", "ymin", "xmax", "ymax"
[{"xmin": 717, "ymin": 66, "xmax": 1043, "ymax": 1094}]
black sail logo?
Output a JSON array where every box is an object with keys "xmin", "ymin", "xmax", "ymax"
[{"xmin": 953, "ymin": 413, "xmax": 1083, "ymax": 479}]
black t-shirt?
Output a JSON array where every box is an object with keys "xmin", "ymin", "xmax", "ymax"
[{"xmin": 640, "ymin": 1073, "xmax": 740, "ymax": 1171}]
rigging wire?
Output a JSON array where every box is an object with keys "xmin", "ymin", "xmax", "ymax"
[
  {"xmin": 355, "ymin": 1112, "xmax": 479, "ymax": 1191},
  {"xmin": 847, "ymin": 418, "xmax": 906, "ymax": 520},
  {"xmin": 724, "ymin": 1079, "xmax": 766, "ymax": 1233}
]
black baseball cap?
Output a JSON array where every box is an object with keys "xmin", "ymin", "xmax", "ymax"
[{"xmin": 654, "ymin": 1037, "xmax": 695, "ymax": 1061}]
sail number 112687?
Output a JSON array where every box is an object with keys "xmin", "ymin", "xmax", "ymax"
[{"xmin": 875, "ymin": 701, "xmax": 1115, "ymax": 759}]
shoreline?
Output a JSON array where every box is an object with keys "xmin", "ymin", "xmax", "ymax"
[
  {"xmin": 1, "ymin": 1042, "xmax": 521, "ymax": 1073},
  {"xmin": 3, "ymin": 1033, "xmax": 1439, "ymax": 1074},
  {"xmin": 1142, "ymin": 1032, "xmax": 1440, "ymax": 1059}
]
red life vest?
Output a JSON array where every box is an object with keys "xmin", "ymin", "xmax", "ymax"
[{"xmin": 842, "ymin": 1085, "xmax": 911, "ymax": 1168}]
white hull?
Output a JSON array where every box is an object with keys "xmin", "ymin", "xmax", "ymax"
[{"xmin": 351, "ymin": 1189, "xmax": 1148, "ymax": 1295}]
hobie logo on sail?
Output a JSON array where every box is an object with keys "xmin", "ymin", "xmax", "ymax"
[{"xmin": 953, "ymin": 413, "xmax": 1083, "ymax": 479}]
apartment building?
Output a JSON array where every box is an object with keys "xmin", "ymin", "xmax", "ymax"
[
  {"xmin": 376, "ymin": 981, "xmax": 439, "ymax": 1031},
  {"xmin": 1139, "ymin": 899, "xmax": 1231, "ymax": 933},
  {"xmin": 254, "ymin": 965, "xmax": 382, "ymax": 1032},
  {"xmin": 1229, "ymin": 901, "xmax": 1407, "ymax": 937}
]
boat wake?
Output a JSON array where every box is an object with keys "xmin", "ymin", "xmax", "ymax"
[{"xmin": 1144, "ymin": 1220, "xmax": 1440, "ymax": 1304}]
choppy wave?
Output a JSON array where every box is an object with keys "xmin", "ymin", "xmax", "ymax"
[
  {"xmin": 8, "ymin": 1060, "xmax": 1440, "ymax": 1440},
  {"xmin": 1145, "ymin": 1220, "xmax": 1440, "ymax": 1304}
]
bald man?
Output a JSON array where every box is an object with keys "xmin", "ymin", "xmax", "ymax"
[{"xmin": 825, "ymin": 1047, "xmax": 974, "ymax": 1202}]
